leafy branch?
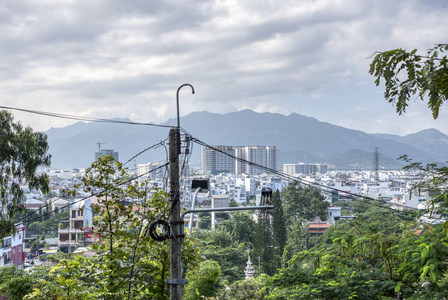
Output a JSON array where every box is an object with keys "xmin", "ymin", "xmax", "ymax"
[{"xmin": 369, "ymin": 44, "xmax": 448, "ymax": 119}]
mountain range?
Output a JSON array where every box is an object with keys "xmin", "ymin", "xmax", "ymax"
[{"xmin": 43, "ymin": 110, "xmax": 448, "ymax": 170}]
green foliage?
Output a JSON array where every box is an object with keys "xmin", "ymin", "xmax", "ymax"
[
  {"xmin": 280, "ymin": 184, "xmax": 329, "ymax": 263},
  {"xmin": 282, "ymin": 184, "xmax": 329, "ymax": 223},
  {"xmin": 229, "ymin": 198, "xmax": 239, "ymax": 207},
  {"xmin": 272, "ymin": 190, "xmax": 287, "ymax": 258},
  {"xmin": 24, "ymin": 155, "xmax": 200, "ymax": 299},
  {"xmin": 0, "ymin": 266, "xmax": 34, "ymax": 300},
  {"xmin": 185, "ymin": 260, "xmax": 222, "ymax": 300},
  {"xmin": 43, "ymin": 251, "xmax": 71, "ymax": 263},
  {"xmin": 26, "ymin": 209, "xmax": 70, "ymax": 236},
  {"xmin": 216, "ymin": 275, "xmax": 270, "ymax": 300},
  {"xmin": 267, "ymin": 206, "xmax": 448, "ymax": 299},
  {"xmin": 283, "ymin": 218, "xmax": 307, "ymax": 263},
  {"xmin": 0, "ymin": 110, "xmax": 51, "ymax": 238},
  {"xmin": 400, "ymin": 155, "xmax": 448, "ymax": 227},
  {"xmin": 30, "ymin": 234, "xmax": 48, "ymax": 253},
  {"xmin": 369, "ymin": 44, "xmax": 448, "ymax": 119},
  {"xmin": 399, "ymin": 225, "xmax": 448, "ymax": 289},
  {"xmin": 193, "ymin": 229, "xmax": 248, "ymax": 283},
  {"xmin": 198, "ymin": 212, "xmax": 211, "ymax": 230},
  {"xmin": 253, "ymin": 211, "xmax": 276, "ymax": 276},
  {"xmin": 220, "ymin": 212, "xmax": 256, "ymax": 245}
]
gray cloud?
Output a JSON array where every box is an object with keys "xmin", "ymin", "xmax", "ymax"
[{"xmin": 0, "ymin": 0, "xmax": 447, "ymax": 135}]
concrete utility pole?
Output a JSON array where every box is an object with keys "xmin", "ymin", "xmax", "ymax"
[
  {"xmin": 168, "ymin": 84, "xmax": 194, "ymax": 300},
  {"xmin": 169, "ymin": 127, "xmax": 183, "ymax": 300}
]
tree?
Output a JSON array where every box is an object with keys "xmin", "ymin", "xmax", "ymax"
[
  {"xmin": 216, "ymin": 275, "xmax": 269, "ymax": 300},
  {"xmin": 282, "ymin": 184, "xmax": 329, "ymax": 223},
  {"xmin": 253, "ymin": 210, "xmax": 276, "ymax": 276},
  {"xmin": 220, "ymin": 212, "xmax": 256, "ymax": 245},
  {"xmin": 283, "ymin": 217, "xmax": 307, "ymax": 264},
  {"xmin": 229, "ymin": 198, "xmax": 239, "ymax": 207},
  {"xmin": 369, "ymin": 44, "xmax": 448, "ymax": 119},
  {"xmin": 26, "ymin": 209, "xmax": 70, "ymax": 237},
  {"xmin": 184, "ymin": 260, "xmax": 222, "ymax": 300},
  {"xmin": 370, "ymin": 45, "xmax": 448, "ymax": 293},
  {"xmin": 0, "ymin": 266, "xmax": 34, "ymax": 300},
  {"xmin": 271, "ymin": 190, "xmax": 287, "ymax": 258},
  {"xmin": 30, "ymin": 234, "xmax": 48, "ymax": 254},
  {"xmin": 192, "ymin": 229, "xmax": 248, "ymax": 283},
  {"xmin": 25, "ymin": 156, "xmax": 200, "ymax": 299},
  {"xmin": 0, "ymin": 111, "xmax": 51, "ymax": 237},
  {"xmin": 197, "ymin": 212, "xmax": 211, "ymax": 230},
  {"xmin": 267, "ymin": 209, "xmax": 448, "ymax": 299}
]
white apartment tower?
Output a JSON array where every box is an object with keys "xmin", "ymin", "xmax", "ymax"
[
  {"xmin": 283, "ymin": 163, "xmax": 328, "ymax": 176},
  {"xmin": 235, "ymin": 146, "xmax": 277, "ymax": 175},
  {"xmin": 202, "ymin": 146, "xmax": 236, "ymax": 174},
  {"xmin": 202, "ymin": 146, "xmax": 278, "ymax": 175}
]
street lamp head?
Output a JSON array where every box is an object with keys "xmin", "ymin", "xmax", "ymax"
[{"xmin": 176, "ymin": 83, "xmax": 195, "ymax": 129}]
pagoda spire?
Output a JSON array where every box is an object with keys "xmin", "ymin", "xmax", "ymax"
[{"xmin": 245, "ymin": 255, "xmax": 255, "ymax": 279}]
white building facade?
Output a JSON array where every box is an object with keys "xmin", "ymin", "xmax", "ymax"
[{"xmin": 202, "ymin": 145, "xmax": 278, "ymax": 175}]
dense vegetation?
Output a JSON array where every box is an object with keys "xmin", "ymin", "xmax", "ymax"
[
  {"xmin": 2, "ymin": 156, "xmax": 448, "ymax": 299},
  {"xmin": 0, "ymin": 110, "xmax": 51, "ymax": 238}
]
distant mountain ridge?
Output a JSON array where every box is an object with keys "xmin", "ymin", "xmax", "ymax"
[{"xmin": 43, "ymin": 110, "xmax": 448, "ymax": 170}]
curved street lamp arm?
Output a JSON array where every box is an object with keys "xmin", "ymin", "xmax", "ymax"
[{"xmin": 176, "ymin": 84, "xmax": 195, "ymax": 129}]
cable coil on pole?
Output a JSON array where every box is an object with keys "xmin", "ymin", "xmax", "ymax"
[{"xmin": 145, "ymin": 219, "xmax": 171, "ymax": 242}]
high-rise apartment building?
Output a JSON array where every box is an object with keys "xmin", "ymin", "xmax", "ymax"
[
  {"xmin": 202, "ymin": 146, "xmax": 236, "ymax": 174},
  {"xmin": 235, "ymin": 146, "xmax": 277, "ymax": 175},
  {"xmin": 95, "ymin": 149, "xmax": 119, "ymax": 162},
  {"xmin": 138, "ymin": 162, "xmax": 165, "ymax": 179},
  {"xmin": 283, "ymin": 163, "xmax": 328, "ymax": 175},
  {"xmin": 202, "ymin": 146, "xmax": 278, "ymax": 175}
]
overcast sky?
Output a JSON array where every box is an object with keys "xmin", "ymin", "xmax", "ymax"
[{"xmin": 1, "ymin": 0, "xmax": 448, "ymax": 135}]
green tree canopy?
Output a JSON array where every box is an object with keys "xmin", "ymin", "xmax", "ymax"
[
  {"xmin": 24, "ymin": 156, "xmax": 200, "ymax": 300},
  {"xmin": 0, "ymin": 111, "xmax": 51, "ymax": 237},
  {"xmin": 185, "ymin": 260, "xmax": 222, "ymax": 300},
  {"xmin": 192, "ymin": 229, "xmax": 247, "ymax": 283},
  {"xmin": 271, "ymin": 190, "xmax": 287, "ymax": 261},
  {"xmin": 282, "ymin": 184, "xmax": 329, "ymax": 223},
  {"xmin": 268, "ymin": 208, "xmax": 448, "ymax": 299},
  {"xmin": 220, "ymin": 212, "xmax": 256, "ymax": 245}
]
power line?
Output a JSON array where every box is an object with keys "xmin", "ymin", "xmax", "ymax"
[
  {"xmin": 188, "ymin": 136, "xmax": 419, "ymax": 214},
  {"xmin": 1, "ymin": 163, "xmax": 169, "ymax": 235},
  {"xmin": 122, "ymin": 139, "xmax": 169, "ymax": 166},
  {"xmin": 0, "ymin": 105, "xmax": 173, "ymax": 128}
]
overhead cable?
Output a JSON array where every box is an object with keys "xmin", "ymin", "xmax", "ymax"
[
  {"xmin": 0, "ymin": 105, "xmax": 172, "ymax": 128},
  {"xmin": 0, "ymin": 162, "xmax": 169, "ymax": 235},
  {"xmin": 188, "ymin": 136, "xmax": 419, "ymax": 213}
]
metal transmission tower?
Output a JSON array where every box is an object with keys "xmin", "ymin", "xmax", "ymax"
[{"xmin": 373, "ymin": 147, "xmax": 379, "ymax": 182}]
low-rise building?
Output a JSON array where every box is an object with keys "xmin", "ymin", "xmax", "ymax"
[
  {"xmin": 58, "ymin": 197, "xmax": 96, "ymax": 253},
  {"xmin": 211, "ymin": 195, "xmax": 230, "ymax": 230},
  {"xmin": 1, "ymin": 224, "xmax": 25, "ymax": 268}
]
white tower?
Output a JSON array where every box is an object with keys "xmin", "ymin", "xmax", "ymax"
[{"xmin": 245, "ymin": 255, "xmax": 255, "ymax": 279}]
